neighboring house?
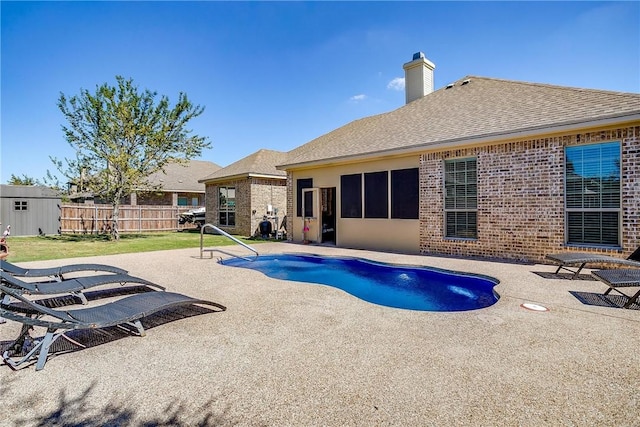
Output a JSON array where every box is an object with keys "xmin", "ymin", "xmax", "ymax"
[
  {"xmin": 130, "ymin": 160, "xmax": 221, "ymax": 206},
  {"xmin": 277, "ymin": 52, "xmax": 640, "ymax": 262},
  {"xmin": 199, "ymin": 149, "xmax": 288, "ymax": 237},
  {"xmin": 0, "ymin": 185, "xmax": 61, "ymax": 236},
  {"xmin": 69, "ymin": 160, "xmax": 221, "ymax": 206}
]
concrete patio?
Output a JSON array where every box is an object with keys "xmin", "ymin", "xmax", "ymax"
[{"xmin": 1, "ymin": 242, "xmax": 638, "ymax": 426}]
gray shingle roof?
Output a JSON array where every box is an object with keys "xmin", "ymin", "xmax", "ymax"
[
  {"xmin": 282, "ymin": 76, "xmax": 640, "ymax": 168},
  {"xmin": 146, "ymin": 160, "xmax": 221, "ymax": 192},
  {"xmin": 199, "ymin": 149, "xmax": 287, "ymax": 183}
]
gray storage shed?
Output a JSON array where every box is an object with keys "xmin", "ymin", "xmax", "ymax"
[{"xmin": 0, "ymin": 185, "xmax": 61, "ymax": 236}]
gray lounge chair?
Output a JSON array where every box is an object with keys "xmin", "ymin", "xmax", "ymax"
[
  {"xmin": 591, "ymin": 269, "xmax": 640, "ymax": 309},
  {"xmin": 1, "ymin": 260, "xmax": 128, "ymax": 281},
  {"xmin": 0, "ymin": 271, "xmax": 164, "ymax": 304},
  {"xmin": 0, "ymin": 283, "xmax": 226, "ymax": 371},
  {"xmin": 545, "ymin": 249, "xmax": 640, "ymax": 279}
]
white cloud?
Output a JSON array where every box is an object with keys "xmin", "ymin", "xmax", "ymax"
[
  {"xmin": 387, "ymin": 77, "xmax": 405, "ymax": 91},
  {"xmin": 350, "ymin": 94, "xmax": 367, "ymax": 102}
]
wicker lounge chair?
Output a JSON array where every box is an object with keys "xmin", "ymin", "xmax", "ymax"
[
  {"xmin": 591, "ymin": 269, "xmax": 640, "ymax": 309},
  {"xmin": 0, "ymin": 271, "xmax": 164, "ymax": 304},
  {"xmin": 1, "ymin": 260, "xmax": 128, "ymax": 281},
  {"xmin": 545, "ymin": 249, "xmax": 640, "ymax": 279},
  {"xmin": 0, "ymin": 283, "xmax": 226, "ymax": 371}
]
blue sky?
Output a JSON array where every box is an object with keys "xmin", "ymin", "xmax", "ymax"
[{"xmin": 1, "ymin": 1, "xmax": 639, "ymax": 184}]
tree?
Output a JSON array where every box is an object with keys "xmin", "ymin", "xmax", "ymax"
[
  {"xmin": 55, "ymin": 76, "xmax": 210, "ymax": 240},
  {"xmin": 7, "ymin": 174, "xmax": 38, "ymax": 185}
]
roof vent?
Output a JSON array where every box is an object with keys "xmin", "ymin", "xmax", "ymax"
[
  {"xmin": 445, "ymin": 83, "xmax": 454, "ymax": 89},
  {"xmin": 461, "ymin": 79, "xmax": 471, "ymax": 85}
]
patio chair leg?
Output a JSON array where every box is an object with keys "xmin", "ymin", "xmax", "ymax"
[
  {"xmin": 132, "ymin": 320, "xmax": 146, "ymax": 337},
  {"xmin": 71, "ymin": 291, "xmax": 89, "ymax": 305},
  {"xmin": 571, "ymin": 263, "xmax": 586, "ymax": 279},
  {"xmin": 35, "ymin": 330, "xmax": 56, "ymax": 371},
  {"xmin": 623, "ymin": 289, "xmax": 640, "ymax": 309},
  {"xmin": 117, "ymin": 320, "xmax": 146, "ymax": 336},
  {"xmin": 2, "ymin": 329, "xmax": 60, "ymax": 371},
  {"xmin": 554, "ymin": 263, "xmax": 585, "ymax": 279}
]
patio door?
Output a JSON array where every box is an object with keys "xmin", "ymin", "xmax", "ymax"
[
  {"xmin": 302, "ymin": 188, "xmax": 320, "ymax": 243},
  {"xmin": 321, "ymin": 187, "xmax": 336, "ymax": 244}
]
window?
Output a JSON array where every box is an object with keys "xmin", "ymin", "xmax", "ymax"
[
  {"xmin": 303, "ymin": 190, "xmax": 314, "ymax": 218},
  {"xmin": 179, "ymin": 196, "xmax": 200, "ymax": 206},
  {"xmin": 14, "ymin": 201, "xmax": 28, "ymax": 211},
  {"xmin": 219, "ymin": 187, "xmax": 236, "ymax": 226},
  {"xmin": 444, "ymin": 158, "xmax": 477, "ymax": 238},
  {"xmin": 391, "ymin": 168, "xmax": 419, "ymax": 219},
  {"xmin": 365, "ymin": 171, "xmax": 388, "ymax": 218},
  {"xmin": 296, "ymin": 178, "xmax": 313, "ymax": 217},
  {"xmin": 565, "ymin": 142, "xmax": 620, "ymax": 246},
  {"xmin": 340, "ymin": 174, "xmax": 362, "ymax": 218}
]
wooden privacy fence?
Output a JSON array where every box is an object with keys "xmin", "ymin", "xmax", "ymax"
[{"xmin": 60, "ymin": 204, "xmax": 198, "ymax": 234}]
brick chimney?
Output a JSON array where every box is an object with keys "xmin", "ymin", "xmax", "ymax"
[{"xmin": 403, "ymin": 52, "xmax": 435, "ymax": 104}]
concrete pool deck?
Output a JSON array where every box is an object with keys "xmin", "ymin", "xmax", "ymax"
[{"xmin": 0, "ymin": 242, "xmax": 638, "ymax": 426}]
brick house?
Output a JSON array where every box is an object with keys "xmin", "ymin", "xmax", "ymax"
[
  {"xmin": 278, "ymin": 52, "xmax": 640, "ymax": 262},
  {"xmin": 129, "ymin": 160, "xmax": 220, "ymax": 206},
  {"xmin": 69, "ymin": 159, "xmax": 221, "ymax": 207},
  {"xmin": 199, "ymin": 149, "xmax": 287, "ymax": 237}
]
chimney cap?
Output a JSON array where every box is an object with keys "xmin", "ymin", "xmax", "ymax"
[{"xmin": 412, "ymin": 52, "xmax": 425, "ymax": 60}]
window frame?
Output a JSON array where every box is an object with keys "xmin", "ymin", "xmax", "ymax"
[
  {"xmin": 340, "ymin": 173, "xmax": 362, "ymax": 219},
  {"xmin": 443, "ymin": 158, "xmax": 477, "ymax": 239},
  {"xmin": 391, "ymin": 168, "xmax": 419, "ymax": 219},
  {"xmin": 218, "ymin": 186, "xmax": 236, "ymax": 227},
  {"xmin": 296, "ymin": 178, "xmax": 313, "ymax": 217},
  {"xmin": 564, "ymin": 141, "xmax": 621, "ymax": 247},
  {"xmin": 13, "ymin": 200, "xmax": 28, "ymax": 211},
  {"xmin": 364, "ymin": 171, "xmax": 388, "ymax": 219}
]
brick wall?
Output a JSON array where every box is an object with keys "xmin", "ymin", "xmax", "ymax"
[
  {"xmin": 138, "ymin": 192, "xmax": 173, "ymax": 206},
  {"xmin": 250, "ymin": 178, "xmax": 287, "ymax": 234},
  {"xmin": 130, "ymin": 191, "xmax": 204, "ymax": 206},
  {"xmin": 618, "ymin": 134, "xmax": 638, "ymax": 256},
  {"xmin": 205, "ymin": 179, "xmax": 249, "ymax": 235},
  {"xmin": 420, "ymin": 126, "xmax": 639, "ymax": 262},
  {"xmin": 205, "ymin": 178, "xmax": 286, "ymax": 237}
]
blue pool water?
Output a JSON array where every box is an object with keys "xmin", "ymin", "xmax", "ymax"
[{"xmin": 220, "ymin": 254, "xmax": 499, "ymax": 312}]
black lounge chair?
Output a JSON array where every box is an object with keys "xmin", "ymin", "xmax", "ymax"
[
  {"xmin": 545, "ymin": 248, "xmax": 640, "ymax": 279},
  {"xmin": 591, "ymin": 269, "xmax": 640, "ymax": 309},
  {"xmin": 0, "ymin": 271, "xmax": 164, "ymax": 304},
  {"xmin": 1, "ymin": 260, "xmax": 128, "ymax": 281},
  {"xmin": 0, "ymin": 283, "xmax": 226, "ymax": 371}
]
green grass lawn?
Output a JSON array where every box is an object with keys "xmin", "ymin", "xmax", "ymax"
[{"xmin": 3, "ymin": 230, "xmax": 266, "ymax": 263}]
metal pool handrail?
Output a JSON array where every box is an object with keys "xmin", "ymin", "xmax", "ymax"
[{"xmin": 200, "ymin": 223, "xmax": 259, "ymax": 261}]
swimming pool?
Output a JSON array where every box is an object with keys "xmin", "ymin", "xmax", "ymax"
[{"xmin": 220, "ymin": 254, "xmax": 499, "ymax": 312}]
